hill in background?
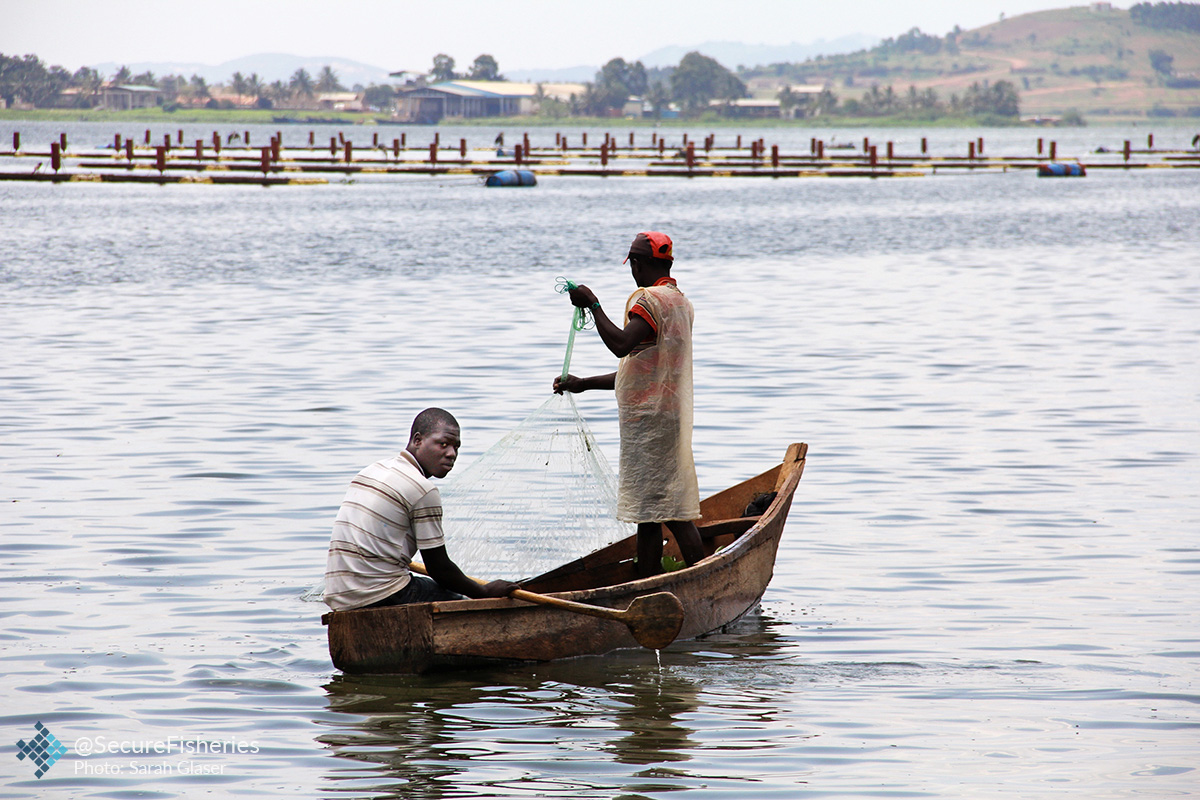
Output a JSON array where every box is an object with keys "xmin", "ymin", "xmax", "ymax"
[{"xmin": 744, "ymin": 4, "xmax": 1200, "ymax": 118}]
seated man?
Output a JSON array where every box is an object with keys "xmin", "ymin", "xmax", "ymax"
[{"xmin": 323, "ymin": 408, "xmax": 517, "ymax": 611}]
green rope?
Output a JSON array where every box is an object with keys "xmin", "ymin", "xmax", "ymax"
[{"xmin": 555, "ymin": 277, "xmax": 593, "ymax": 380}]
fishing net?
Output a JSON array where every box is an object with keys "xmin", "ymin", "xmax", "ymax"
[
  {"xmin": 438, "ymin": 391, "xmax": 630, "ymax": 581},
  {"xmin": 301, "ymin": 278, "xmax": 632, "ymax": 600}
]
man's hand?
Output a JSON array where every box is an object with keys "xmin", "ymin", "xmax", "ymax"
[
  {"xmin": 479, "ymin": 580, "xmax": 520, "ymax": 598},
  {"xmin": 554, "ymin": 374, "xmax": 583, "ymax": 394},
  {"xmin": 567, "ymin": 285, "xmax": 598, "ymax": 309}
]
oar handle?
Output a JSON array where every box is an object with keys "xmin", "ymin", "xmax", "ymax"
[
  {"xmin": 409, "ymin": 560, "xmax": 623, "ymax": 620},
  {"xmin": 509, "ymin": 587, "xmax": 625, "ymax": 621}
]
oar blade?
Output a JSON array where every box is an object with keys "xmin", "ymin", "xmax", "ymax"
[{"xmin": 625, "ymin": 592, "xmax": 685, "ymax": 650}]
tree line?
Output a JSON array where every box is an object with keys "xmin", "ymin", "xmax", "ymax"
[
  {"xmin": 0, "ymin": 52, "xmax": 357, "ymax": 110},
  {"xmin": 2, "ymin": 47, "xmax": 1022, "ymax": 121},
  {"xmin": 830, "ymin": 79, "xmax": 1020, "ymax": 118},
  {"xmin": 1130, "ymin": 2, "xmax": 1200, "ymax": 32}
]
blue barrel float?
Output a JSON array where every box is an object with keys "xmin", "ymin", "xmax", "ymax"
[
  {"xmin": 1037, "ymin": 162, "xmax": 1086, "ymax": 177},
  {"xmin": 486, "ymin": 169, "xmax": 537, "ymax": 187}
]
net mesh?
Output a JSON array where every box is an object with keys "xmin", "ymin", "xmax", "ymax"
[{"xmin": 439, "ymin": 392, "xmax": 631, "ymax": 582}]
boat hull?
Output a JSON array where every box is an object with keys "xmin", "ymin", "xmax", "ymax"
[{"xmin": 324, "ymin": 443, "xmax": 806, "ymax": 673}]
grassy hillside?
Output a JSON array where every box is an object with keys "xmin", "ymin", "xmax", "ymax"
[{"xmin": 745, "ymin": 5, "xmax": 1200, "ymax": 119}]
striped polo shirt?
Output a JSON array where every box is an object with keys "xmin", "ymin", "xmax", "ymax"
[{"xmin": 323, "ymin": 449, "xmax": 446, "ymax": 611}]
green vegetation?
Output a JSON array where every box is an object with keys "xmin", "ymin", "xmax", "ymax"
[
  {"xmin": 0, "ymin": 106, "xmax": 367, "ymax": 124},
  {"xmin": 740, "ymin": 4, "xmax": 1200, "ymax": 119},
  {"xmin": 1130, "ymin": 2, "xmax": 1200, "ymax": 32},
  {"xmin": 6, "ymin": 5, "xmax": 1200, "ymax": 125}
]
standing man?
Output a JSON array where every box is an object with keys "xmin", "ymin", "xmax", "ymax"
[
  {"xmin": 553, "ymin": 231, "xmax": 705, "ymax": 576},
  {"xmin": 323, "ymin": 408, "xmax": 517, "ymax": 611}
]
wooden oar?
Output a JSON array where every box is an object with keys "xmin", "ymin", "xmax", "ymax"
[{"xmin": 410, "ymin": 562, "xmax": 684, "ymax": 650}]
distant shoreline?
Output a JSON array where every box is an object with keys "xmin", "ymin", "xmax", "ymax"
[{"xmin": 0, "ymin": 107, "xmax": 1190, "ymax": 128}]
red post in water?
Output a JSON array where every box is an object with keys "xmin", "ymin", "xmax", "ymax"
[
  {"xmin": 1049, "ymin": 141, "xmax": 1057, "ymax": 160},
  {"xmin": 1147, "ymin": 133, "xmax": 1154, "ymax": 149},
  {"xmin": 429, "ymin": 142, "xmax": 437, "ymax": 164},
  {"xmin": 810, "ymin": 137, "xmax": 817, "ymax": 154},
  {"xmin": 330, "ymin": 137, "xmax": 338, "ymax": 157},
  {"xmin": 771, "ymin": 144, "xmax": 779, "ymax": 168},
  {"xmin": 817, "ymin": 140, "xmax": 824, "ymax": 159},
  {"xmin": 1037, "ymin": 137, "xmax": 1044, "ymax": 155},
  {"xmin": 968, "ymin": 141, "xmax": 976, "ymax": 160},
  {"xmin": 582, "ymin": 132, "xmax": 587, "ymax": 146},
  {"xmin": 686, "ymin": 142, "xmax": 695, "ymax": 170},
  {"xmin": 309, "ymin": 131, "xmax": 315, "ymax": 147},
  {"xmin": 1123, "ymin": 140, "xmax": 1131, "ymax": 162},
  {"xmin": 750, "ymin": 140, "xmax": 758, "ymax": 160},
  {"xmin": 155, "ymin": 145, "xmax": 166, "ymax": 173},
  {"xmin": 260, "ymin": 147, "xmax": 270, "ymax": 175},
  {"xmin": 195, "ymin": 139, "xmax": 202, "ymax": 160},
  {"xmin": 434, "ymin": 132, "xmax": 440, "ymax": 147},
  {"xmin": 460, "ymin": 138, "xmax": 467, "ymax": 159},
  {"xmin": 145, "ymin": 129, "xmax": 151, "ymax": 145},
  {"xmin": 921, "ymin": 137, "xmax": 928, "ymax": 154},
  {"xmin": 401, "ymin": 133, "xmax": 406, "ymax": 148},
  {"xmin": 863, "ymin": 136, "xmax": 869, "ymax": 153},
  {"xmin": 706, "ymin": 135, "xmax": 713, "ymax": 153},
  {"xmin": 163, "ymin": 133, "xmax": 171, "ymax": 151},
  {"xmin": 977, "ymin": 136, "xmax": 984, "ymax": 155},
  {"xmin": 658, "ymin": 139, "xmax": 664, "ymax": 157},
  {"xmin": 887, "ymin": 141, "xmax": 894, "ymax": 160},
  {"xmin": 562, "ymin": 136, "xmax": 568, "ymax": 151},
  {"xmin": 177, "ymin": 129, "xmax": 183, "ymax": 145},
  {"xmin": 869, "ymin": 145, "xmax": 877, "ymax": 167},
  {"xmin": 524, "ymin": 133, "xmax": 530, "ymax": 155},
  {"xmin": 125, "ymin": 139, "xmax": 134, "ymax": 162},
  {"xmin": 373, "ymin": 132, "xmax": 379, "ymax": 147},
  {"xmin": 736, "ymin": 134, "xmax": 742, "ymax": 149},
  {"xmin": 272, "ymin": 137, "xmax": 281, "ymax": 162},
  {"xmin": 12, "ymin": 132, "xmax": 19, "ymax": 151},
  {"xmin": 59, "ymin": 132, "xmax": 68, "ymax": 152},
  {"xmin": 393, "ymin": 139, "xmax": 400, "ymax": 159},
  {"xmin": 244, "ymin": 131, "xmax": 250, "ymax": 145},
  {"xmin": 600, "ymin": 143, "xmax": 608, "ymax": 167},
  {"xmin": 513, "ymin": 143, "xmax": 521, "ymax": 165},
  {"xmin": 50, "ymin": 142, "xmax": 61, "ymax": 173},
  {"xmin": 114, "ymin": 133, "xmax": 121, "ymax": 151},
  {"xmin": 344, "ymin": 141, "xmax": 352, "ymax": 164},
  {"xmin": 555, "ymin": 132, "xmax": 561, "ymax": 146},
  {"xmin": 213, "ymin": 131, "xmax": 221, "ymax": 153}
]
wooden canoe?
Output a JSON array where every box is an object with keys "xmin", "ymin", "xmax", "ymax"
[{"xmin": 322, "ymin": 442, "xmax": 807, "ymax": 673}]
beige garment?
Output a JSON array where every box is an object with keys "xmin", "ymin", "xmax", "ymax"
[{"xmin": 615, "ymin": 282, "xmax": 701, "ymax": 523}]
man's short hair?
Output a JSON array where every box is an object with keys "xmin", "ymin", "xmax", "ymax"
[{"xmin": 410, "ymin": 408, "xmax": 458, "ymax": 441}]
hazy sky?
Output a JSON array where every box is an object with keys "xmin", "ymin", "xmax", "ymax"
[{"xmin": 5, "ymin": 0, "xmax": 1097, "ymax": 71}]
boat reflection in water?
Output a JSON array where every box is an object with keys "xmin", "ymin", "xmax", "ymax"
[{"xmin": 319, "ymin": 609, "xmax": 792, "ymax": 796}]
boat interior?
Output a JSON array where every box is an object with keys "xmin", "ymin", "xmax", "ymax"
[{"xmin": 520, "ymin": 461, "xmax": 784, "ymax": 595}]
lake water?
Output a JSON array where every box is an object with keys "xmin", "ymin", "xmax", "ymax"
[{"xmin": 2, "ymin": 121, "xmax": 1198, "ymax": 798}]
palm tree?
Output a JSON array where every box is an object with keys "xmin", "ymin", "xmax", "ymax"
[
  {"xmin": 269, "ymin": 80, "xmax": 289, "ymax": 106},
  {"xmin": 189, "ymin": 74, "xmax": 210, "ymax": 101},
  {"xmin": 247, "ymin": 72, "xmax": 265, "ymax": 100},
  {"xmin": 113, "ymin": 65, "xmax": 133, "ymax": 85},
  {"xmin": 316, "ymin": 65, "xmax": 344, "ymax": 93},
  {"xmin": 230, "ymin": 71, "xmax": 249, "ymax": 100},
  {"xmin": 289, "ymin": 68, "xmax": 314, "ymax": 99}
]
